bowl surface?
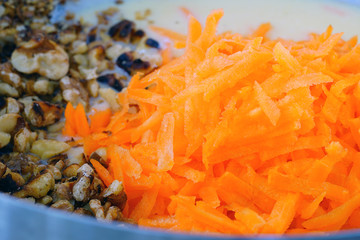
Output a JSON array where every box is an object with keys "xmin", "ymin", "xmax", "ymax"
[{"xmin": 2, "ymin": 0, "xmax": 360, "ymax": 239}]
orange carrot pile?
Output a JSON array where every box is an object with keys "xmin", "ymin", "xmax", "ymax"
[{"xmin": 63, "ymin": 9, "xmax": 360, "ymax": 234}]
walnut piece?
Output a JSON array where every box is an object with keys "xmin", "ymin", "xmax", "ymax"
[
  {"xmin": 30, "ymin": 139, "xmax": 70, "ymax": 159},
  {"xmin": 11, "ymin": 34, "xmax": 69, "ymax": 80},
  {"xmin": 13, "ymin": 170, "xmax": 54, "ymax": 198}
]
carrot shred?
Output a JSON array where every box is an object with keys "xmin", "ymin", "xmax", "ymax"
[
  {"xmin": 149, "ymin": 25, "xmax": 186, "ymax": 43},
  {"xmin": 62, "ymin": 9, "xmax": 360, "ymax": 234},
  {"xmin": 63, "ymin": 102, "xmax": 76, "ymax": 136},
  {"xmin": 74, "ymin": 103, "xmax": 90, "ymax": 137},
  {"xmin": 179, "ymin": 6, "xmax": 193, "ymax": 18},
  {"xmin": 89, "ymin": 108, "xmax": 112, "ymax": 133},
  {"xmin": 90, "ymin": 159, "xmax": 114, "ymax": 187}
]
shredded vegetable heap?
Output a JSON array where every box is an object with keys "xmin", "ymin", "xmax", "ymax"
[{"xmin": 64, "ymin": 9, "xmax": 360, "ymax": 234}]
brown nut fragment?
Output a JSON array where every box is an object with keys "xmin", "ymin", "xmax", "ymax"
[
  {"xmin": 73, "ymin": 176, "xmax": 92, "ymax": 202},
  {"xmin": 24, "ymin": 197, "xmax": 36, "ymax": 204},
  {"xmin": 71, "ymin": 40, "xmax": 88, "ymax": 54},
  {"xmin": 37, "ymin": 195, "xmax": 52, "ymax": 205},
  {"xmin": 11, "ymin": 34, "xmax": 69, "ymax": 80},
  {"xmin": 79, "ymin": 67, "xmax": 97, "ymax": 80},
  {"xmin": 20, "ymin": 171, "xmax": 55, "ymax": 198},
  {"xmin": 135, "ymin": 48, "xmax": 162, "ymax": 68},
  {"xmin": 48, "ymin": 165, "xmax": 62, "ymax": 181},
  {"xmin": 12, "ymin": 171, "xmax": 53, "ymax": 198},
  {"xmin": 0, "ymin": 96, "xmax": 6, "ymax": 114},
  {"xmin": 99, "ymin": 88, "xmax": 121, "ymax": 112},
  {"xmin": 59, "ymin": 31, "xmax": 77, "ymax": 45},
  {"xmin": 6, "ymin": 97, "xmax": 23, "ymax": 114},
  {"xmin": 91, "ymin": 176, "xmax": 106, "ymax": 197},
  {"xmin": 7, "ymin": 172, "xmax": 25, "ymax": 187},
  {"xmin": 0, "ymin": 63, "xmax": 22, "ymax": 88},
  {"xmin": 54, "ymin": 160, "xmax": 65, "ymax": 171},
  {"xmin": 47, "ymin": 121, "xmax": 65, "ymax": 133},
  {"xmin": 0, "ymin": 83, "xmax": 19, "ymax": 97},
  {"xmin": 51, "ymin": 182, "xmax": 73, "ymax": 202},
  {"xmin": 105, "ymin": 206, "xmax": 124, "ymax": 221},
  {"xmin": 47, "ymin": 154, "xmax": 67, "ymax": 165},
  {"xmin": 73, "ymin": 208, "xmax": 92, "ymax": 216},
  {"xmin": 0, "ymin": 113, "xmax": 21, "ymax": 133},
  {"xmin": 86, "ymin": 78, "xmax": 99, "ymax": 98},
  {"xmin": 96, "ymin": 73, "xmax": 126, "ymax": 92},
  {"xmin": 89, "ymin": 199, "xmax": 105, "ymax": 220},
  {"xmin": 89, "ymin": 150, "xmax": 108, "ymax": 168},
  {"xmin": 51, "ymin": 200, "xmax": 74, "ymax": 212},
  {"xmin": 65, "ymin": 147, "xmax": 86, "ymax": 166},
  {"xmin": 0, "ymin": 132, "xmax": 11, "ymax": 148},
  {"xmin": 60, "ymin": 76, "xmax": 89, "ymax": 107},
  {"xmin": 22, "ymin": 99, "xmax": 62, "ymax": 127},
  {"xmin": 0, "ymin": 153, "xmax": 40, "ymax": 179},
  {"xmin": 62, "ymin": 164, "xmax": 80, "ymax": 178},
  {"xmin": 13, "ymin": 128, "xmax": 37, "ymax": 152},
  {"xmin": 88, "ymin": 45, "xmax": 108, "ymax": 73},
  {"xmin": 77, "ymin": 163, "xmax": 94, "ymax": 178},
  {"xmin": 33, "ymin": 77, "xmax": 54, "ymax": 95},
  {"xmin": 103, "ymin": 201, "xmax": 112, "ymax": 213},
  {"xmin": 0, "ymin": 162, "xmax": 6, "ymax": 178},
  {"xmin": 31, "ymin": 139, "xmax": 70, "ymax": 159},
  {"xmin": 0, "ymin": 172, "xmax": 21, "ymax": 193},
  {"xmin": 72, "ymin": 164, "xmax": 94, "ymax": 202},
  {"xmin": 101, "ymin": 180, "xmax": 127, "ymax": 211},
  {"xmin": 87, "ymin": 27, "xmax": 97, "ymax": 44},
  {"xmin": 108, "ymin": 20, "xmax": 134, "ymax": 42},
  {"xmin": 73, "ymin": 54, "xmax": 88, "ymax": 67},
  {"xmin": 36, "ymin": 129, "xmax": 47, "ymax": 140},
  {"xmin": 105, "ymin": 44, "xmax": 130, "ymax": 61}
]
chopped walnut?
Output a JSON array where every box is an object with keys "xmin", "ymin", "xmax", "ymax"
[
  {"xmin": 51, "ymin": 200, "xmax": 74, "ymax": 212},
  {"xmin": 30, "ymin": 139, "xmax": 70, "ymax": 159},
  {"xmin": 71, "ymin": 40, "xmax": 88, "ymax": 54},
  {"xmin": 101, "ymin": 180, "xmax": 127, "ymax": 211},
  {"xmin": 65, "ymin": 147, "xmax": 86, "ymax": 166},
  {"xmin": 33, "ymin": 77, "xmax": 54, "ymax": 95},
  {"xmin": 0, "ymin": 82, "xmax": 20, "ymax": 97},
  {"xmin": 89, "ymin": 199, "xmax": 105, "ymax": 220},
  {"xmin": 11, "ymin": 34, "xmax": 69, "ymax": 80},
  {"xmin": 51, "ymin": 182, "xmax": 73, "ymax": 202},
  {"xmin": 73, "ymin": 208, "xmax": 92, "ymax": 216},
  {"xmin": 105, "ymin": 206, "xmax": 124, "ymax": 221},
  {"xmin": 47, "ymin": 165, "xmax": 62, "ymax": 181},
  {"xmin": 37, "ymin": 195, "xmax": 53, "ymax": 205},
  {"xmin": 13, "ymin": 170, "xmax": 54, "ymax": 198},
  {"xmin": 21, "ymin": 98, "xmax": 62, "ymax": 127},
  {"xmin": 72, "ymin": 164, "xmax": 94, "ymax": 202},
  {"xmin": 0, "ymin": 113, "xmax": 22, "ymax": 133},
  {"xmin": 105, "ymin": 44, "xmax": 130, "ymax": 60},
  {"xmin": 5, "ymin": 97, "xmax": 24, "ymax": 114},
  {"xmin": 0, "ymin": 132, "xmax": 11, "ymax": 148},
  {"xmin": 62, "ymin": 164, "xmax": 80, "ymax": 178},
  {"xmin": 13, "ymin": 127, "xmax": 37, "ymax": 152},
  {"xmin": 60, "ymin": 76, "xmax": 89, "ymax": 107},
  {"xmin": 88, "ymin": 45, "xmax": 109, "ymax": 73},
  {"xmin": 0, "ymin": 63, "xmax": 22, "ymax": 88},
  {"xmin": 0, "ymin": 162, "xmax": 7, "ymax": 178},
  {"xmin": 99, "ymin": 88, "xmax": 121, "ymax": 112}
]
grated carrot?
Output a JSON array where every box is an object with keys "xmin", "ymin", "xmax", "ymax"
[
  {"xmin": 62, "ymin": 9, "xmax": 360, "ymax": 234},
  {"xmin": 90, "ymin": 159, "xmax": 113, "ymax": 187}
]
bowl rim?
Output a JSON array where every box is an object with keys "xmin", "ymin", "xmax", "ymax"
[
  {"xmin": 3, "ymin": 0, "xmax": 360, "ymax": 239},
  {"xmin": 1, "ymin": 192, "xmax": 360, "ymax": 240}
]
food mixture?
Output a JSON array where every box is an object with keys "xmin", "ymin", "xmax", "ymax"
[
  {"xmin": 2, "ymin": 0, "xmax": 360, "ymax": 235},
  {"xmin": 0, "ymin": 0, "xmax": 162, "ymax": 222}
]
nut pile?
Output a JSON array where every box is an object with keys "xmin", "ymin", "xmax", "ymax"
[{"xmin": 0, "ymin": 0, "xmax": 162, "ymax": 222}]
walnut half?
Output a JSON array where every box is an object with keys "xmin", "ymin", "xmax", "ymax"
[{"xmin": 11, "ymin": 34, "xmax": 69, "ymax": 80}]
